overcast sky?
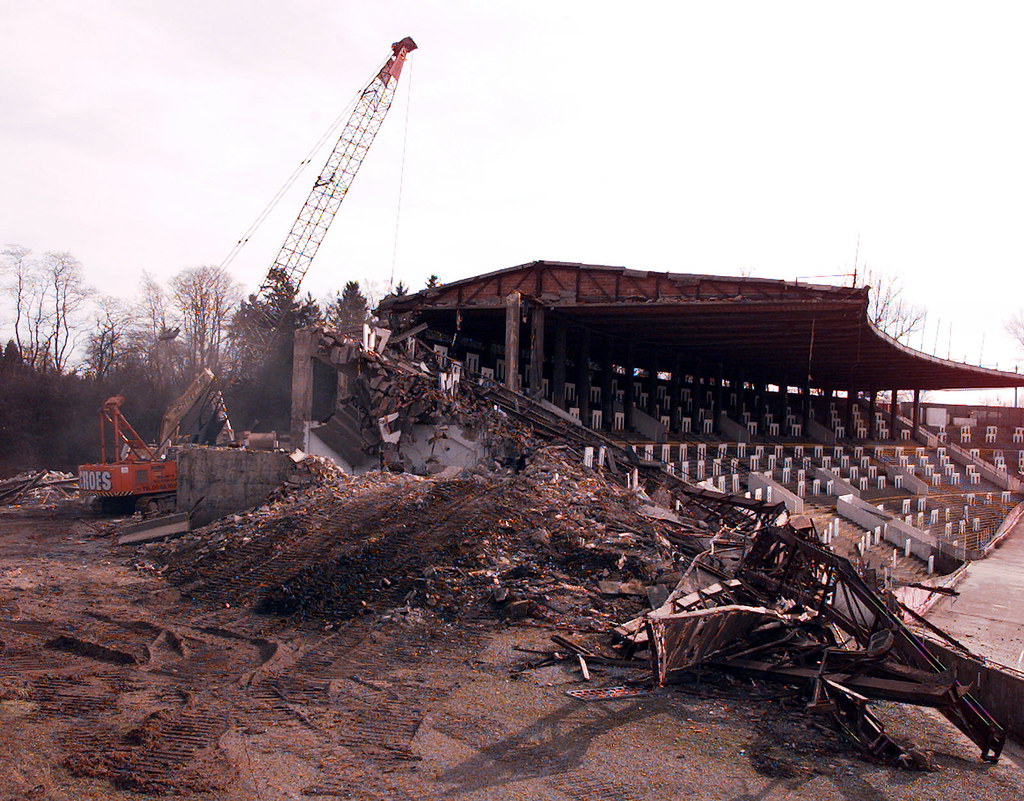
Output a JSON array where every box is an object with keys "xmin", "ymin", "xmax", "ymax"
[{"xmin": 3, "ymin": 1, "xmax": 1023, "ymax": 400}]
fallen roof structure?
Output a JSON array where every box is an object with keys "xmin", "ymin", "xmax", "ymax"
[{"xmin": 617, "ymin": 515, "xmax": 1006, "ymax": 767}]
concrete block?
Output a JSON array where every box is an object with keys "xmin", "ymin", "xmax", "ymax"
[{"xmin": 178, "ymin": 446, "xmax": 295, "ymax": 526}]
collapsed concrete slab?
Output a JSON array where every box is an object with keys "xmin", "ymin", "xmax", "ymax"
[{"xmin": 291, "ymin": 326, "xmax": 533, "ymax": 475}]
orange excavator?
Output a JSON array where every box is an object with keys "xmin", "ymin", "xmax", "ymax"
[{"xmin": 79, "ymin": 369, "xmax": 230, "ymax": 514}]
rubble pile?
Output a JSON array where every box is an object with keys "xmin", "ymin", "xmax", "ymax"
[
  {"xmin": 0, "ymin": 469, "xmax": 79, "ymax": 508},
  {"xmin": 316, "ymin": 333, "xmax": 538, "ymax": 472},
  {"xmin": 146, "ymin": 447, "xmax": 707, "ymax": 626}
]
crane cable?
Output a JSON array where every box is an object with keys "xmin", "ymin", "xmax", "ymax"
[
  {"xmin": 389, "ymin": 53, "xmax": 414, "ymax": 291},
  {"xmin": 218, "ymin": 53, "xmax": 393, "ymax": 275}
]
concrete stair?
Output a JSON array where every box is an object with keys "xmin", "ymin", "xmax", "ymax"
[{"xmin": 804, "ymin": 505, "xmax": 931, "ymax": 585}]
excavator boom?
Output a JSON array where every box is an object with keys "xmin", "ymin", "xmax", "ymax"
[{"xmin": 156, "ymin": 368, "xmax": 216, "ymax": 458}]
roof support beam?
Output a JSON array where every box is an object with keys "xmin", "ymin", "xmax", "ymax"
[
  {"xmin": 552, "ymin": 314, "xmax": 567, "ymax": 409},
  {"xmin": 529, "ymin": 304, "xmax": 546, "ymax": 399},
  {"xmin": 504, "ymin": 291, "xmax": 521, "ymax": 393}
]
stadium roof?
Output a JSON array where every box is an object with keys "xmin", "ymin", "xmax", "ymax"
[{"xmin": 382, "ymin": 261, "xmax": 1024, "ymax": 391}]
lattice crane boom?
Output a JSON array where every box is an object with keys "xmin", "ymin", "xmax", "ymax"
[{"xmin": 256, "ymin": 36, "xmax": 417, "ymax": 315}]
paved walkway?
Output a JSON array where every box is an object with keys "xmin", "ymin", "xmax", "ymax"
[{"xmin": 928, "ymin": 519, "xmax": 1024, "ymax": 671}]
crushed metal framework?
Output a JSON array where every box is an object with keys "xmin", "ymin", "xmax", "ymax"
[{"xmin": 620, "ymin": 514, "xmax": 1006, "ymax": 766}]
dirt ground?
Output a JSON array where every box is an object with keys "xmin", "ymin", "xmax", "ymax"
[{"xmin": 2, "ymin": 514, "xmax": 1024, "ymax": 801}]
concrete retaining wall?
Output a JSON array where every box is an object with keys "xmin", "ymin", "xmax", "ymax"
[
  {"xmin": 946, "ymin": 439, "xmax": 1024, "ymax": 493},
  {"xmin": 914, "ymin": 421, "xmax": 1024, "ymax": 493},
  {"xmin": 807, "ymin": 418, "xmax": 837, "ymax": 445},
  {"xmin": 926, "ymin": 639, "xmax": 1024, "ymax": 744},
  {"xmin": 747, "ymin": 472, "xmax": 804, "ymax": 513},
  {"xmin": 631, "ymin": 407, "xmax": 667, "ymax": 443},
  {"xmin": 836, "ymin": 493, "xmax": 960, "ymax": 571},
  {"xmin": 177, "ymin": 446, "xmax": 295, "ymax": 526},
  {"xmin": 814, "ymin": 467, "xmax": 860, "ymax": 498},
  {"xmin": 719, "ymin": 414, "xmax": 750, "ymax": 443},
  {"xmin": 884, "ymin": 464, "xmax": 930, "ymax": 496},
  {"xmin": 884, "ymin": 516, "xmax": 946, "ymax": 563},
  {"xmin": 836, "ymin": 493, "xmax": 887, "ymax": 531}
]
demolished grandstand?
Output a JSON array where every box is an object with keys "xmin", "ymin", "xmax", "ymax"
[
  {"xmin": 262, "ymin": 262, "xmax": 1024, "ymax": 767},
  {"xmin": 6, "ymin": 263, "xmax": 1024, "ymax": 798}
]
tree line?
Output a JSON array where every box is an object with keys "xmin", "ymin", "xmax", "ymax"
[{"xmin": 0, "ymin": 244, "xmax": 439, "ymax": 474}]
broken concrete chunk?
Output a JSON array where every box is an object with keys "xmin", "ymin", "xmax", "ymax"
[
  {"xmin": 598, "ymin": 579, "xmax": 645, "ymax": 597},
  {"xmin": 505, "ymin": 599, "xmax": 532, "ymax": 620},
  {"xmin": 491, "ymin": 586, "xmax": 511, "ymax": 604},
  {"xmin": 645, "ymin": 584, "xmax": 670, "ymax": 610}
]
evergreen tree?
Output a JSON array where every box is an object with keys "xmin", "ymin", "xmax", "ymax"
[
  {"xmin": 225, "ymin": 268, "xmax": 324, "ymax": 432},
  {"xmin": 324, "ymin": 281, "xmax": 369, "ymax": 333},
  {"xmin": 1, "ymin": 340, "xmax": 22, "ymax": 369}
]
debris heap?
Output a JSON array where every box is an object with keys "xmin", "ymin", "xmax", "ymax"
[
  {"xmin": 146, "ymin": 447, "xmax": 708, "ymax": 627},
  {"xmin": 308, "ymin": 332, "xmax": 536, "ymax": 473},
  {"xmin": 0, "ymin": 469, "xmax": 79, "ymax": 508}
]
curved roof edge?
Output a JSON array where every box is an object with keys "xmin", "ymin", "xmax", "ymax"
[{"xmin": 382, "ymin": 261, "xmax": 1024, "ymax": 392}]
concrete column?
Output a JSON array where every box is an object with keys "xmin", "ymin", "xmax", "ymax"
[
  {"xmin": 669, "ymin": 356, "xmax": 683, "ymax": 429},
  {"xmin": 869, "ymin": 390, "xmax": 877, "ymax": 439},
  {"xmin": 912, "ymin": 388, "xmax": 921, "ymax": 430},
  {"xmin": 890, "ymin": 388, "xmax": 898, "ymax": 438},
  {"xmin": 504, "ymin": 291, "xmax": 521, "ymax": 392},
  {"xmin": 552, "ymin": 315, "xmax": 567, "ymax": 408},
  {"xmin": 845, "ymin": 387, "xmax": 855, "ymax": 438},
  {"xmin": 624, "ymin": 343, "xmax": 636, "ymax": 429},
  {"xmin": 600, "ymin": 338, "xmax": 614, "ymax": 430},
  {"xmin": 802, "ymin": 382, "xmax": 811, "ymax": 429},
  {"xmin": 715, "ymin": 363, "xmax": 724, "ymax": 424},
  {"xmin": 528, "ymin": 305, "xmax": 545, "ymax": 398},
  {"xmin": 646, "ymin": 351, "xmax": 660, "ymax": 417},
  {"xmin": 290, "ymin": 328, "xmax": 317, "ymax": 449},
  {"xmin": 576, "ymin": 328, "xmax": 592, "ymax": 426}
]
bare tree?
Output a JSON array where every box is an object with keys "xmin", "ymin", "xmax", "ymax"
[
  {"xmin": 360, "ymin": 277, "xmax": 389, "ymax": 317},
  {"xmin": 1006, "ymin": 311, "xmax": 1024, "ymax": 356},
  {"xmin": 139, "ymin": 271, "xmax": 172, "ymax": 339},
  {"xmin": 859, "ymin": 265, "xmax": 926, "ymax": 344},
  {"xmin": 2, "ymin": 245, "xmax": 34, "ymax": 362},
  {"xmin": 170, "ymin": 265, "xmax": 242, "ymax": 373},
  {"xmin": 2, "ymin": 246, "xmax": 90, "ymax": 371},
  {"xmin": 85, "ymin": 295, "xmax": 143, "ymax": 379},
  {"xmin": 131, "ymin": 272, "xmax": 186, "ymax": 387},
  {"xmin": 43, "ymin": 251, "xmax": 90, "ymax": 372}
]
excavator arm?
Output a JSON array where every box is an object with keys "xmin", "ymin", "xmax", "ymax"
[{"xmin": 155, "ymin": 368, "xmax": 216, "ymax": 459}]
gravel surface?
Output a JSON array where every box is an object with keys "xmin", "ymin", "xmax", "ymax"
[{"xmin": 2, "ymin": 515, "xmax": 1024, "ymax": 800}]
